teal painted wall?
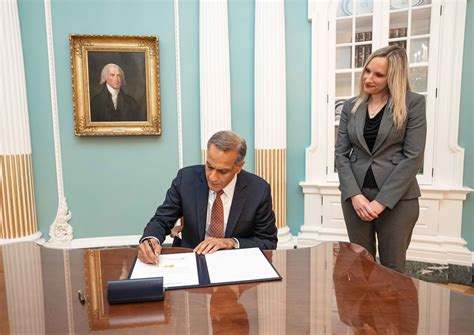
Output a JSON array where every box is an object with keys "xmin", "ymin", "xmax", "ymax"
[
  {"xmin": 460, "ymin": 0, "xmax": 474, "ymax": 250},
  {"xmin": 180, "ymin": 0, "xmax": 201, "ymax": 167},
  {"xmin": 285, "ymin": 0, "xmax": 311, "ymax": 234},
  {"xmin": 15, "ymin": 0, "xmax": 472, "ymax": 248},
  {"xmin": 229, "ymin": 0, "xmax": 256, "ymax": 171},
  {"xmin": 18, "ymin": 0, "xmax": 180, "ymax": 239}
]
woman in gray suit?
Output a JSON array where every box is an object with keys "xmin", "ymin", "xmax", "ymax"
[{"xmin": 335, "ymin": 45, "xmax": 426, "ymax": 273}]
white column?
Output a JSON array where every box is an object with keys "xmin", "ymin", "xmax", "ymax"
[
  {"xmin": 254, "ymin": 0, "xmax": 292, "ymax": 247},
  {"xmin": 2, "ymin": 243, "xmax": 45, "ymax": 334},
  {"xmin": 0, "ymin": 0, "xmax": 40, "ymax": 242},
  {"xmin": 199, "ymin": 0, "xmax": 232, "ymax": 156}
]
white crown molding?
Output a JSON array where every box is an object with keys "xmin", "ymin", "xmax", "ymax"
[{"xmin": 43, "ymin": 0, "xmax": 72, "ymax": 242}]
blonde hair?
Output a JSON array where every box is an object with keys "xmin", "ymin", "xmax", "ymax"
[{"xmin": 351, "ymin": 45, "xmax": 410, "ymax": 130}]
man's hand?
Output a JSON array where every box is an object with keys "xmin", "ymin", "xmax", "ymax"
[
  {"xmin": 351, "ymin": 194, "xmax": 378, "ymax": 222},
  {"xmin": 193, "ymin": 237, "xmax": 236, "ymax": 255},
  {"xmin": 137, "ymin": 238, "xmax": 162, "ymax": 264}
]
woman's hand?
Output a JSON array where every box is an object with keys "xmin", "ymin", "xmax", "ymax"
[
  {"xmin": 369, "ymin": 200, "xmax": 386, "ymax": 216},
  {"xmin": 351, "ymin": 194, "xmax": 379, "ymax": 222}
]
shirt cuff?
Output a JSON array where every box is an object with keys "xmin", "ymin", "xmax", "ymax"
[
  {"xmin": 232, "ymin": 238, "xmax": 240, "ymax": 249},
  {"xmin": 140, "ymin": 236, "xmax": 160, "ymax": 245}
]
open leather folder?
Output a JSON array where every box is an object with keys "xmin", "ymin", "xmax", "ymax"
[{"xmin": 129, "ymin": 247, "xmax": 282, "ymax": 290}]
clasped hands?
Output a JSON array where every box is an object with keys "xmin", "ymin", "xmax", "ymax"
[
  {"xmin": 137, "ymin": 236, "xmax": 237, "ymax": 265},
  {"xmin": 351, "ymin": 194, "xmax": 386, "ymax": 222}
]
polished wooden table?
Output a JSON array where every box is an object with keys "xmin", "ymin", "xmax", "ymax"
[{"xmin": 0, "ymin": 242, "xmax": 472, "ymax": 334}]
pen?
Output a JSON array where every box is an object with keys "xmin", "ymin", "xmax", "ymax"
[{"xmin": 147, "ymin": 239, "xmax": 156, "ymax": 255}]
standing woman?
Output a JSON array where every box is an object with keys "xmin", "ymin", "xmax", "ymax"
[{"xmin": 335, "ymin": 45, "xmax": 426, "ymax": 273}]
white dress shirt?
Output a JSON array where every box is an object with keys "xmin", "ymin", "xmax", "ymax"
[{"xmin": 106, "ymin": 84, "xmax": 119, "ymax": 109}]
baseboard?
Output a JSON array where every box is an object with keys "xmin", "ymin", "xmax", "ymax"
[
  {"xmin": 0, "ymin": 232, "xmax": 43, "ymax": 245},
  {"xmin": 40, "ymin": 235, "xmax": 175, "ymax": 249}
]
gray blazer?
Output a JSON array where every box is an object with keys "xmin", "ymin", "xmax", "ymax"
[{"xmin": 335, "ymin": 91, "xmax": 426, "ymax": 209}]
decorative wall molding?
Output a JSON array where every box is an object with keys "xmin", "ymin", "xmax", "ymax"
[
  {"xmin": 43, "ymin": 0, "xmax": 72, "ymax": 243},
  {"xmin": 174, "ymin": 0, "xmax": 184, "ymax": 169},
  {"xmin": 199, "ymin": 0, "xmax": 232, "ymax": 150}
]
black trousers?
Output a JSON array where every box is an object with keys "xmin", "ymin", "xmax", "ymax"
[{"xmin": 341, "ymin": 187, "xmax": 419, "ymax": 273}]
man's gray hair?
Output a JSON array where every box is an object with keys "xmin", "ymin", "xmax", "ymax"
[
  {"xmin": 207, "ymin": 130, "xmax": 247, "ymax": 165},
  {"xmin": 99, "ymin": 63, "xmax": 126, "ymax": 85}
]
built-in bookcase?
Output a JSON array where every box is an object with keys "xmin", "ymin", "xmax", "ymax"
[{"xmin": 300, "ymin": 0, "xmax": 471, "ymax": 268}]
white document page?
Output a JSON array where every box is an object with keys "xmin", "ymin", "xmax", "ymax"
[
  {"xmin": 204, "ymin": 247, "xmax": 280, "ymax": 284},
  {"xmin": 130, "ymin": 252, "xmax": 199, "ymax": 288}
]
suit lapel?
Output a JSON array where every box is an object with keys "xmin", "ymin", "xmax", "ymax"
[
  {"xmin": 372, "ymin": 104, "xmax": 394, "ymax": 153},
  {"xmin": 355, "ymin": 101, "xmax": 371, "ymax": 154},
  {"xmin": 196, "ymin": 173, "xmax": 209, "ymax": 242},
  {"xmin": 225, "ymin": 173, "xmax": 247, "ymax": 237}
]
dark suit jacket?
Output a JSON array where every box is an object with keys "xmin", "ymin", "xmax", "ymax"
[
  {"xmin": 90, "ymin": 85, "xmax": 145, "ymax": 122},
  {"xmin": 141, "ymin": 165, "xmax": 278, "ymax": 250},
  {"xmin": 335, "ymin": 91, "xmax": 426, "ymax": 209}
]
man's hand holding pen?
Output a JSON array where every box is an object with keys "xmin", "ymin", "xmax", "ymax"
[{"xmin": 138, "ymin": 238, "xmax": 162, "ymax": 264}]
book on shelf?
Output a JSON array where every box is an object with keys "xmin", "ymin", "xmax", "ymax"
[
  {"xmin": 355, "ymin": 44, "xmax": 372, "ymax": 68},
  {"xmin": 389, "ymin": 27, "xmax": 407, "ymax": 38},
  {"xmin": 355, "ymin": 31, "xmax": 372, "ymax": 42}
]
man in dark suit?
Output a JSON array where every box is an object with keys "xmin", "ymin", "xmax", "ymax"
[
  {"xmin": 90, "ymin": 63, "xmax": 146, "ymax": 122},
  {"xmin": 138, "ymin": 130, "xmax": 278, "ymax": 264}
]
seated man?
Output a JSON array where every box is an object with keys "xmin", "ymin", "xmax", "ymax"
[{"xmin": 138, "ymin": 130, "xmax": 278, "ymax": 264}]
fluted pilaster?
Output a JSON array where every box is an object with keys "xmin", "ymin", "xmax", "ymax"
[
  {"xmin": 0, "ymin": 0, "xmax": 39, "ymax": 241},
  {"xmin": 254, "ymin": 0, "xmax": 292, "ymax": 246},
  {"xmin": 199, "ymin": 0, "xmax": 232, "ymax": 153}
]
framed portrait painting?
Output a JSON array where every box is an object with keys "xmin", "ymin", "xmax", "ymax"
[{"xmin": 70, "ymin": 34, "xmax": 160, "ymax": 136}]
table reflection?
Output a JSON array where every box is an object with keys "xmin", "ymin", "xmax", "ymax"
[
  {"xmin": 333, "ymin": 242, "xmax": 419, "ymax": 334},
  {"xmin": 0, "ymin": 242, "xmax": 471, "ymax": 334},
  {"xmin": 84, "ymin": 248, "xmax": 170, "ymax": 330}
]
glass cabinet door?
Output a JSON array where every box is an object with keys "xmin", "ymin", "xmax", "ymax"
[
  {"xmin": 329, "ymin": 0, "xmax": 436, "ymax": 183},
  {"xmin": 330, "ymin": 0, "xmax": 375, "ymax": 180}
]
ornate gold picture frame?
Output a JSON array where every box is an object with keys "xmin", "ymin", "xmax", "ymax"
[{"xmin": 70, "ymin": 34, "xmax": 161, "ymax": 136}]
